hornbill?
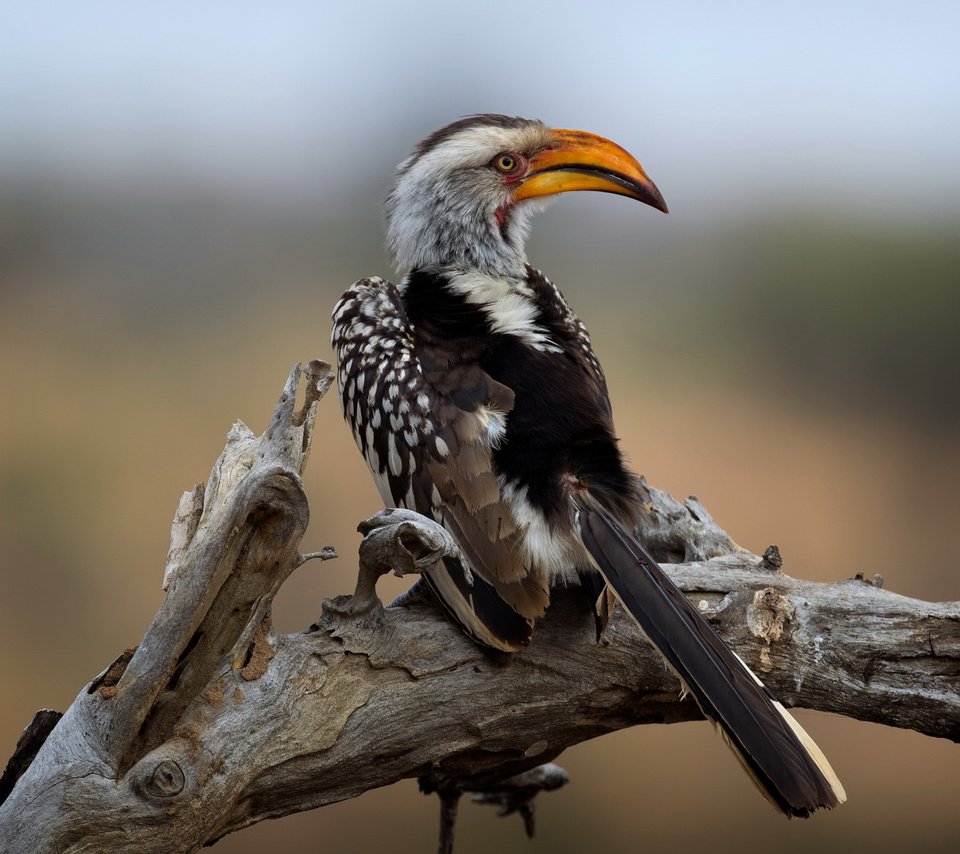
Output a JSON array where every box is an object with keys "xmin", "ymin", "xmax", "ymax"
[{"xmin": 331, "ymin": 114, "xmax": 846, "ymax": 817}]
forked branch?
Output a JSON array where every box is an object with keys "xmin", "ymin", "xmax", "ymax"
[{"xmin": 1, "ymin": 361, "xmax": 957, "ymax": 853}]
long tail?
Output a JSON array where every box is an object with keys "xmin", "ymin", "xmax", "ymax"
[{"xmin": 574, "ymin": 494, "xmax": 845, "ymax": 817}]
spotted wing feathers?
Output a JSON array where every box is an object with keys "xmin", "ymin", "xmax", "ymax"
[{"xmin": 332, "ymin": 278, "xmax": 547, "ymax": 650}]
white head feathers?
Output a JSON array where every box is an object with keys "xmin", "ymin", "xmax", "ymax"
[{"xmin": 385, "ymin": 115, "xmax": 556, "ymax": 278}]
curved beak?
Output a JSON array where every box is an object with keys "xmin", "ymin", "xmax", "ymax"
[{"xmin": 514, "ymin": 129, "xmax": 668, "ymax": 214}]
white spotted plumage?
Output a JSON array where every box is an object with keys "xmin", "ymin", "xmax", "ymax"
[
  {"xmin": 332, "ymin": 278, "xmax": 449, "ymax": 518},
  {"xmin": 332, "ymin": 265, "xmax": 609, "ymax": 581}
]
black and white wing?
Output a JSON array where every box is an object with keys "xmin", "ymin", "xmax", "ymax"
[{"xmin": 332, "ymin": 277, "xmax": 547, "ymax": 651}]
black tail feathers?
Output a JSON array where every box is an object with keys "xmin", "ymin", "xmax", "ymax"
[{"xmin": 574, "ymin": 493, "xmax": 845, "ymax": 817}]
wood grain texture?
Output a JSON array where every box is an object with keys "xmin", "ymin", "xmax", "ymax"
[{"xmin": 0, "ymin": 361, "xmax": 957, "ymax": 853}]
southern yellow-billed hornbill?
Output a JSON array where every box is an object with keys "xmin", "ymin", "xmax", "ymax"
[{"xmin": 331, "ymin": 114, "xmax": 845, "ymax": 816}]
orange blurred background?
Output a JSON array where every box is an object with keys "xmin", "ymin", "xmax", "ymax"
[{"xmin": 2, "ymin": 2, "xmax": 959, "ymax": 852}]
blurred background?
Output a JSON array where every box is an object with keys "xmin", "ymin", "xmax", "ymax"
[{"xmin": 2, "ymin": 1, "xmax": 958, "ymax": 851}]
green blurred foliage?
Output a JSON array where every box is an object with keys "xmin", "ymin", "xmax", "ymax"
[
  {"xmin": 711, "ymin": 218, "xmax": 960, "ymax": 426},
  {"xmin": 4, "ymin": 180, "xmax": 958, "ymax": 428}
]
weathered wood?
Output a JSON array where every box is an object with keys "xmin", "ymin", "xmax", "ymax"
[
  {"xmin": 0, "ymin": 710, "xmax": 63, "ymax": 805},
  {"xmin": 0, "ymin": 361, "xmax": 957, "ymax": 853}
]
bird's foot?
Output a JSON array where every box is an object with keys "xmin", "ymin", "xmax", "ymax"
[{"xmin": 325, "ymin": 509, "xmax": 461, "ymax": 619}]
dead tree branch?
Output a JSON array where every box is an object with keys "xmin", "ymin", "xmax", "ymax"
[{"xmin": 1, "ymin": 361, "xmax": 957, "ymax": 853}]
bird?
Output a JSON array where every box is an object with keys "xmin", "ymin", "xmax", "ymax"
[{"xmin": 331, "ymin": 114, "xmax": 846, "ymax": 817}]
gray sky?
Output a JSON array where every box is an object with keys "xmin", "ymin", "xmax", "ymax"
[{"xmin": 3, "ymin": 0, "xmax": 959, "ymax": 219}]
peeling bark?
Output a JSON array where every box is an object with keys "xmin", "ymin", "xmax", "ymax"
[{"xmin": 0, "ymin": 361, "xmax": 957, "ymax": 853}]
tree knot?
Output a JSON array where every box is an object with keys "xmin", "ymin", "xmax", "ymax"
[
  {"xmin": 746, "ymin": 588, "xmax": 796, "ymax": 671},
  {"xmin": 137, "ymin": 759, "xmax": 186, "ymax": 801}
]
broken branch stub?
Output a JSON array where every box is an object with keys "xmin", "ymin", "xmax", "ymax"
[
  {"xmin": 105, "ymin": 360, "xmax": 331, "ymax": 771},
  {"xmin": 0, "ymin": 361, "xmax": 337, "ymax": 851}
]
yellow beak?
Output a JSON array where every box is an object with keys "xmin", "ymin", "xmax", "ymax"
[{"xmin": 514, "ymin": 129, "xmax": 668, "ymax": 213}]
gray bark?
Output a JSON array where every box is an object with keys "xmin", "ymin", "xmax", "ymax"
[{"xmin": 0, "ymin": 361, "xmax": 957, "ymax": 853}]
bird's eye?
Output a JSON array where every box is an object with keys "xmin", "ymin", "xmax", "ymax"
[{"xmin": 492, "ymin": 152, "xmax": 523, "ymax": 175}]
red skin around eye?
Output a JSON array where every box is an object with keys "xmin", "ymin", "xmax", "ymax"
[
  {"xmin": 490, "ymin": 152, "xmax": 528, "ymax": 183},
  {"xmin": 493, "ymin": 153, "xmax": 528, "ymax": 228},
  {"xmin": 501, "ymin": 154, "xmax": 528, "ymax": 184}
]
